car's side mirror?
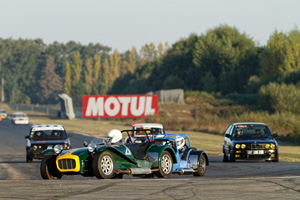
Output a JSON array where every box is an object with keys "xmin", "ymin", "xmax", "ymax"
[
  {"xmin": 25, "ymin": 135, "xmax": 29, "ymax": 139},
  {"xmin": 83, "ymin": 141, "xmax": 88, "ymax": 147},
  {"xmin": 225, "ymin": 133, "xmax": 230, "ymax": 138},
  {"xmin": 273, "ymin": 133, "xmax": 278, "ymax": 138}
]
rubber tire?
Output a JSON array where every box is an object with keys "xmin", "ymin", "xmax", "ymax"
[
  {"xmin": 193, "ymin": 154, "xmax": 207, "ymax": 176},
  {"xmin": 229, "ymin": 148, "xmax": 235, "ymax": 162},
  {"xmin": 92, "ymin": 152, "xmax": 115, "ymax": 179},
  {"xmin": 155, "ymin": 151, "xmax": 173, "ymax": 178},
  {"xmin": 40, "ymin": 156, "xmax": 62, "ymax": 180},
  {"xmin": 222, "ymin": 148, "xmax": 228, "ymax": 162},
  {"xmin": 26, "ymin": 153, "xmax": 33, "ymax": 163}
]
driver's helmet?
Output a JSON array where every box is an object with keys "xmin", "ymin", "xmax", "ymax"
[
  {"xmin": 107, "ymin": 129, "xmax": 122, "ymax": 143},
  {"xmin": 175, "ymin": 136, "xmax": 185, "ymax": 150}
]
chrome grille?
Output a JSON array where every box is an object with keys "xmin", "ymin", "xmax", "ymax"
[
  {"xmin": 251, "ymin": 143, "xmax": 265, "ymax": 149},
  {"xmin": 58, "ymin": 159, "xmax": 76, "ymax": 170}
]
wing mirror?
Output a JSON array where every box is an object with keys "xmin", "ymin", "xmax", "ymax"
[
  {"xmin": 273, "ymin": 133, "xmax": 278, "ymax": 138},
  {"xmin": 83, "ymin": 141, "xmax": 88, "ymax": 147},
  {"xmin": 225, "ymin": 133, "xmax": 230, "ymax": 138},
  {"xmin": 25, "ymin": 135, "xmax": 29, "ymax": 139}
]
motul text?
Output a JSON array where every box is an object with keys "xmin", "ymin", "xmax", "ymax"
[{"xmin": 82, "ymin": 95, "xmax": 159, "ymax": 118}]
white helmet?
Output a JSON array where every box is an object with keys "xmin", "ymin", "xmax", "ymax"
[
  {"xmin": 175, "ymin": 136, "xmax": 185, "ymax": 150},
  {"xmin": 107, "ymin": 129, "xmax": 122, "ymax": 143}
]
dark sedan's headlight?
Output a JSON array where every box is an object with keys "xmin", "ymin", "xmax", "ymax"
[
  {"xmin": 235, "ymin": 144, "xmax": 241, "ymax": 149},
  {"xmin": 265, "ymin": 143, "xmax": 276, "ymax": 149}
]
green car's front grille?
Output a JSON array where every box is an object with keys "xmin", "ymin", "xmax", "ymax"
[{"xmin": 58, "ymin": 159, "xmax": 76, "ymax": 170}]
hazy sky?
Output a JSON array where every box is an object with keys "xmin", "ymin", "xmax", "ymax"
[{"xmin": 0, "ymin": 0, "xmax": 299, "ymax": 52}]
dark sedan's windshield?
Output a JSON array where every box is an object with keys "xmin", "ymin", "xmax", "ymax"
[
  {"xmin": 232, "ymin": 125, "xmax": 272, "ymax": 139},
  {"xmin": 30, "ymin": 130, "xmax": 67, "ymax": 140}
]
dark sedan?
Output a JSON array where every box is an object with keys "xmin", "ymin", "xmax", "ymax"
[
  {"xmin": 223, "ymin": 122, "xmax": 279, "ymax": 162},
  {"xmin": 25, "ymin": 125, "xmax": 71, "ymax": 163}
]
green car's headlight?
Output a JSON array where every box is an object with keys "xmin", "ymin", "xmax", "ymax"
[
  {"xmin": 54, "ymin": 144, "xmax": 63, "ymax": 154},
  {"xmin": 88, "ymin": 143, "xmax": 97, "ymax": 153},
  {"xmin": 235, "ymin": 144, "xmax": 241, "ymax": 149}
]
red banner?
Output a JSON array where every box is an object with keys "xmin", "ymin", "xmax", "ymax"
[{"xmin": 82, "ymin": 95, "xmax": 159, "ymax": 118}]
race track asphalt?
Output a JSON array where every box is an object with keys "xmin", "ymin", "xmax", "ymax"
[{"xmin": 0, "ymin": 119, "xmax": 299, "ymax": 199}]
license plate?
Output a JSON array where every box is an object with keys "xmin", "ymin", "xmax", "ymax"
[{"xmin": 247, "ymin": 150, "xmax": 264, "ymax": 155}]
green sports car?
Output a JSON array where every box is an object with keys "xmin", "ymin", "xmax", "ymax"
[{"xmin": 40, "ymin": 129, "xmax": 177, "ymax": 179}]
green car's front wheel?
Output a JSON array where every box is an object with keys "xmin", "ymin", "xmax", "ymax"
[
  {"xmin": 40, "ymin": 156, "xmax": 62, "ymax": 180},
  {"xmin": 155, "ymin": 151, "xmax": 173, "ymax": 178},
  {"xmin": 93, "ymin": 152, "xmax": 115, "ymax": 179}
]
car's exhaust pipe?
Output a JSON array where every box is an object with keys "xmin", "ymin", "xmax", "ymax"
[
  {"xmin": 174, "ymin": 168, "xmax": 194, "ymax": 175},
  {"xmin": 115, "ymin": 168, "xmax": 158, "ymax": 175},
  {"xmin": 130, "ymin": 168, "xmax": 152, "ymax": 175}
]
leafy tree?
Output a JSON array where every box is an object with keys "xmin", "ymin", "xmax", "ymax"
[
  {"xmin": 199, "ymin": 71, "xmax": 217, "ymax": 93},
  {"xmin": 64, "ymin": 61, "xmax": 72, "ymax": 95},
  {"xmin": 38, "ymin": 57, "xmax": 63, "ymax": 103},
  {"xmin": 259, "ymin": 82, "xmax": 300, "ymax": 114},
  {"xmin": 84, "ymin": 57, "xmax": 93, "ymax": 94},
  {"xmin": 92, "ymin": 54, "xmax": 101, "ymax": 94},
  {"xmin": 123, "ymin": 46, "xmax": 137, "ymax": 74},
  {"xmin": 260, "ymin": 31, "xmax": 286, "ymax": 81},
  {"xmin": 193, "ymin": 25, "xmax": 258, "ymax": 94}
]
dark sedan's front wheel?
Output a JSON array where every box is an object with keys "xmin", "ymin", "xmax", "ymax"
[
  {"xmin": 40, "ymin": 156, "xmax": 62, "ymax": 179},
  {"xmin": 222, "ymin": 148, "xmax": 228, "ymax": 162},
  {"xmin": 26, "ymin": 153, "xmax": 33, "ymax": 163}
]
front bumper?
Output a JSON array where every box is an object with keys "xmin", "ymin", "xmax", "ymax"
[
  {"xmin": 14, "ymin": 120, "xmax": 29, "ymax": 124},
  {"xmin": 233, "ymin": 149, "xmax": 277, "ymax": 160}
]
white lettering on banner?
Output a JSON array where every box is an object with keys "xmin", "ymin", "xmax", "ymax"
[
  {"xmin": 145, "ymin": 96, "xmax": 155, "ymax": 115},
  {"xmin": 85, "ymin": 97, "xmax": 104, "ymax": 116},
  {"xmin": 105, "ymin": 97, "xmax": 120, "ymax": 116},
  {"xmin": 118, "ymin": 97, "xmax": 130, "ymax": 116},
  {"xmin": 83, "ymin": 95, "xmax": 157, "ymax": 118},
  {"xmin": 131, "ymin": 96, "xmax": 145, "ymax": 116}
]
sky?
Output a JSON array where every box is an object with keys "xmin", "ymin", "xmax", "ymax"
[{"xmin": 0, "ymin": 0, "xmax": 299, "ymax": 53}]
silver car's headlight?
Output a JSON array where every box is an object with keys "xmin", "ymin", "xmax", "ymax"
[
  {"xmin": 88, "ymin": 143, "xmax": 97, "ymax": 153},
  {"xmin": 33, "ymin": 145, "xmax": 38, "ymax": 150},
  {"xmin": 54, "ymin": 144, "xmax": 63, "ymax": 154}
]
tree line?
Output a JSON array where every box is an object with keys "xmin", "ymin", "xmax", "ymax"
[{"xmin": 1, "ymin": 24, "xmax": 300, "ymax": 113}]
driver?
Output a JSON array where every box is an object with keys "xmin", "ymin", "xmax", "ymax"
[
  {"xmin": 175, "ymin": 136, "xmax": 186, "ymax": 155},
  {"xmin": 107, "ymin": 129, "xmax": 123, "ymax": 144}
]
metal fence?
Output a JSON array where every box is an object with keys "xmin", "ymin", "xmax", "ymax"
[{"xmin": 8, "ymin": 103, "xmax": 60, "ymax": 116}]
